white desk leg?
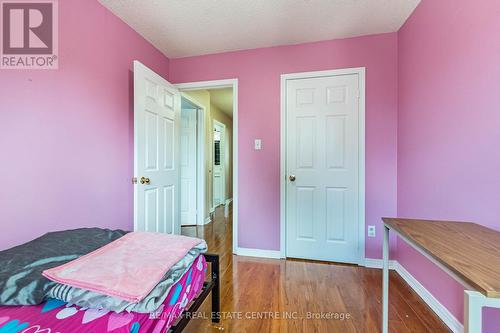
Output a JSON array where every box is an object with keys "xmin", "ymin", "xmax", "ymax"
[
  {"xmin": 464, "ymin": 291, "xmax": 483, "ymax": 333},
  {"xmin": 382, "ymin": 225, "xmax": 389, "ymax": 333}
]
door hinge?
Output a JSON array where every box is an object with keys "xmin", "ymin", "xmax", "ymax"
[{"xmin": 132, "ymin": 177, "xmax": 137, "ymax": 184}]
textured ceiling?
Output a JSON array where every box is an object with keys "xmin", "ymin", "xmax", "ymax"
[{"xmin": 98, "ymin": 0, "xmax": 420, "ymax": 58}]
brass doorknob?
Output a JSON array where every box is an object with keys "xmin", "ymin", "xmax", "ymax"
[
  {"xmin": 140, "ymin": 177, "xmax": 151, "ymax": 185},
  {"xmin": 289, "ymin": 175, "xmax": 296, "ymax": 182}
]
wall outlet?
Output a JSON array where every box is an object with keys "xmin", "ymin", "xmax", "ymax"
[
  {"xmin": 254, "ymin": 139, "xmax": 262, "ymax": 150},
  {"xmin": 367, "ymin": 225, "xmax": 376, "ymax": 238}
]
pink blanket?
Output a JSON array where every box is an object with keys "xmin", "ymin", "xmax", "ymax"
[{"xmin": 42, "ymin": 232, "xmax": 204, "ymax": 303}]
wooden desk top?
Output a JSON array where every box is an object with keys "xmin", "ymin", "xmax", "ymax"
[{"xmin": 383, "ymin": 218, "xmax": 500, "ymax": 298}]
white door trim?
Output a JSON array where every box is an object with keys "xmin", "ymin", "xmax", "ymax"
[
  {"xmin": 280, "ymin": 67, "xmax": 366, "ymax": 263},
  {"xmin": 175, "ymin": 79, "xmax": 239, "ymax": 254},
  {"xmin": 180, "ymin": 92, "xmax": 206, "ymax": 226}
]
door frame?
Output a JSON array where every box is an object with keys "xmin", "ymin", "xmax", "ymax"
[
  {"xmin": 280, "ymin": 67, "xmax": 366, "ymax": 263},
  {"xmin": 175, "ymin": 79, "xmax": 239, "ymax": 254},
  {"xmin": 180, "ymin": 93, "xmax": 207, "ymax": 226},
  {"xmin": 212, "ymin": 119, "xmax": 226, "ymax": 210}
]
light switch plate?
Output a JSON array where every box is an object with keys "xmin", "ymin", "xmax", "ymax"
[
  {"xmin": 368, "ymin": 225, "xmax": 376, "ymax": 238},
  {"xmin": 254, "ymin": 139, "xmax": 262, "ymax": 150}
]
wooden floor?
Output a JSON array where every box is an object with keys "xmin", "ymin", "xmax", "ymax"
[{"xmin": 181, "ymin": 206, "xmax": 450, "ymax": 333}]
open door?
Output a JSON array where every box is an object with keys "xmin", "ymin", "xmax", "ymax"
[
  {"xmin": 133, "ymin": 61, "xmax": 181, "ymax": 234},
  {"xmin": 213, "ymin": 120, "xmax": 226, "ymax": 208},
  {"xmin": 180, "ymin": 106, "xmax": 198, "ymax": 226}
]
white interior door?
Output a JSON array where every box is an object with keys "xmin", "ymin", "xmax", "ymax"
[
  {"xmin": 213, "ymin": 121, "xmax": 225, "ymax": 208},
  {"xmin": 285, "ymin": 73, "xmax": 360, "ymax": 263},
  {"xmin": 134, "ymin": 61, "xmax": 180, "ymax": 234},
  {"xmin": 180, "ymin": 107, "xmax": 197, "ymax": 226}
]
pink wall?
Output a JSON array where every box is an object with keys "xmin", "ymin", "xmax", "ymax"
[
  {"xmin": 2, "ymin": 1, "xmax": 497, "ymax": 328},
  {"xmin": 397, "ymin": 0, "xmax": 500, "ymax": 330},
  {"xmin": 0, "ymin": 0, "xmax": 169, "ymax": 250},
  {"xmin": 170, "ymin": 33, "xmax": 399, "ymax": 256}
]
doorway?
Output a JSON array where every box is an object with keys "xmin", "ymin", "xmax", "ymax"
[
  {"xmin": 132, "ymin": 62, "xmax": 232, "ymax": 237},
  {"xmin": 281, "ymin": 68, "xmax": 365, "ymax": 264},
  {"xmin": 175, "ymin": 80, "xmax": 238, "ymax": 254}
]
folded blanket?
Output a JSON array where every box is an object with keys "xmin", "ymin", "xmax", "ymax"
[
  {"xmin": 47, "ymin": 241, "xmax": 207, "ymax": 313},
  {"xmin": 0, "ymin": 228, "xmax": 128, "ymax": 306},
  {"xmin": 43, "ymin": 232, "xmax": 205, "ymax": 303}
]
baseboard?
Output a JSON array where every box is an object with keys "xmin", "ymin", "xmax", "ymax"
[
  {"xmin": 394, "ymin": 262, "xmax": 463, "ymax": 333},
  {"xmin": 364, "ymin": 258, "xmax": 463, "ymax": 333},
  {"xmin": 363, "ymin": 258, "xmax": 398, "ymax": 270},
  {"xmin": 225, "ymin": 198, "xmax": 233, "ymax": 206},
  {"xmin": 235, "ymin": 247, "xmax": 282, "ymax": 259}
]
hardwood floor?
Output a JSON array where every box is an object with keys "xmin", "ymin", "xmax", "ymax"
[{"xmin": 181, "ymin": 206, "xmax": 451, "ymax": 333}]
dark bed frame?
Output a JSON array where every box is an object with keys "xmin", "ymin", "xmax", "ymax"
[{"xmin": 169, "ymin": 253, "xmax": 220, "ymax": 332}]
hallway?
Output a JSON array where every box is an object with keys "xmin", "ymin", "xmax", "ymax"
[{"xmin": 180, "ymin": 206, "xmax": 450, "ymax": 333}]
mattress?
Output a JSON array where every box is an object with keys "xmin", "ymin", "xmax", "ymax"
[{"xmin": 0, "ymin": 255, "xmax": 207, "ymax": 333}]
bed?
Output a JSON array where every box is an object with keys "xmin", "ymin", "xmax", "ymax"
[{"xmin": 0, "ymin": 229, "xmax": 220, "ymax": 333}]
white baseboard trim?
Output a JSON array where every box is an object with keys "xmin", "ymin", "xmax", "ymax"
[
  {"xmin": 394, "ymin": 261, "xmax": 463, "ymax": 333},
  {"xmin": 363, "ymin": 258, "xmax": 398, "ymax": 270},
  {"xmin": 364, "ymin": 258, "xmax": 463, "ymax": 333},
  {"xmin": 225, "ymin": 198, "xmax": 233, "ymax": 206},
  {"xmin": 235, "ymin": 247, "xmax": 283, "ymax": 259}
]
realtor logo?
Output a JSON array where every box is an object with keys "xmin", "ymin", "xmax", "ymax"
[{"xmin": 1, "ymin": 0, "xmax": 58, "ymax": 69}]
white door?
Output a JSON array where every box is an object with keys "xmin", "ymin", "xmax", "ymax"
[
  {"xmin": 213, "ymin": 121, "xmax": 225, "ymax": 208},
  {"xmin": 285, "ymin": 73, "xmax": 360, "ymax": 263},
  {"xmin": 180, "ymin": 107, "xmax": 197, "ymax": 226},
  {"xmin": 134, "ymin": 61, "xmax": 180, "ymax": 234}
]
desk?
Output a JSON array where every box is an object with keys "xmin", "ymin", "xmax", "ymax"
[{"xmin": 382, "ymin": 218, "xmax": 500, "ymax": 333}]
